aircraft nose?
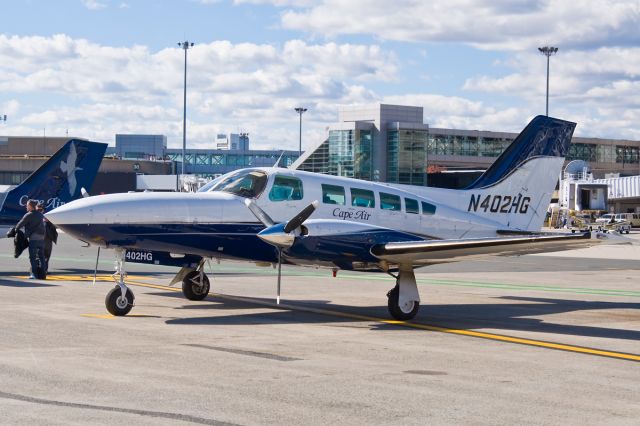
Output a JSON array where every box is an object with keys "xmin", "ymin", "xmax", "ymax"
[{"xmin": 45, "ymin": 201, "xmax": 85, "ymax": 225}]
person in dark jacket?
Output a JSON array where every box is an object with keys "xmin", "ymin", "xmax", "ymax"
[
  {"xmin": 36, "ymin": 203, "xmax": 57, "ymax": 274},
  {"xmin": 13, "ymin": 199, "xmax": 46, "ymax": 279}
]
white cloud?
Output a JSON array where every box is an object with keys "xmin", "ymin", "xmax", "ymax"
[
  {"xmin": 0, "ymin": 34, "xmax": 397, "ymax": 149},
  {"xmin": 276, "ymin": 0, "xmax": 640, "ymax": 51},
  {"xmin": 81, "ymin": 0, "xmax": 108, "ymax": 10}
]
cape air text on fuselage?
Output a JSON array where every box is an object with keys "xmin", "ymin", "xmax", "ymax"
[{"xmin": 19, "ymin": 194, "xmax": 67, "ymax": 210}]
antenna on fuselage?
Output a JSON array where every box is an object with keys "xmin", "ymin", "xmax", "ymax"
[{"xmin": 273, "ymin": 151, "xmax": 285, "ymax": 168}]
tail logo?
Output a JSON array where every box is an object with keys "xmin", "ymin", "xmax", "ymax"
[{"xmin": 59, "ymin": 142, "xmax": 83, "ymax": 196}]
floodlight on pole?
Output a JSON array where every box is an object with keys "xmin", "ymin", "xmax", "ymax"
[
  {"xmin": 178, "ymin": 40, "xmax": 194, "ymax": 190},
  {"xmin": 538, "ymin": 46, "xmax": 558, "ymax": 116},
  {"xmin": 294, "ymin": 107, "xmax": 307, "ymax": 157}
]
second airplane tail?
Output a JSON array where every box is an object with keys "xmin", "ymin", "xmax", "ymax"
[{"xmin": 1, "ymin": 139, "xmax": 107, "ymax": 217}]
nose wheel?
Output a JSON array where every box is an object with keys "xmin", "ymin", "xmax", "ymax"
[
  {"xmin": 105, "ymin": 286, "xmax": 135, "ymax": 316},
  {"xmin": 105, "ymin": 248, "xmax": 135, "ymax": 316}
]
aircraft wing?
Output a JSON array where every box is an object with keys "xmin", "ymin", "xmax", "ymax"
[{"xmin": 370, "ymin": 232, "xmax": 619, "ymax": 266}]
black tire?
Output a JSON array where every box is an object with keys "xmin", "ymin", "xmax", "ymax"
[
  {"xmin": 386, "ymin": 285, "xmax": 419, "ymax": 321},
  {"xmin": 182, "ymin": 271, "xmax": 210, "ymax": 301},
  {"xmin": 105, "ymin": 286, "xmax": 134, "ymax": 316}
]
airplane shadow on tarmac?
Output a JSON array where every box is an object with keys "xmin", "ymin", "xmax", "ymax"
[{"xmin": 154, "ymin": 291, "xmax": 640, "ymax": 342}]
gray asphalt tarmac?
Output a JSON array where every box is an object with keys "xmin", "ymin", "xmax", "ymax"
[{"xmin": 1, "ymin": 232, "xmax": 639, "ymax": 425}]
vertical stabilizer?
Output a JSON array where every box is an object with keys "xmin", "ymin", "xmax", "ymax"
[
  {"xmin": 1, "ymin": 139, "xmax": 107, "ymax": 218},
  {"xmin": 461, "ymin": 116, "xmax": 576, "ymax": 231}
]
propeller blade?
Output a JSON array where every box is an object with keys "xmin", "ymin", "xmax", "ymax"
[
  {"xmin": 283, "ymin": 200, "xmax": 319, "ymax": 233},
  {"xmin": 244, "ymin": 199, "xmax": 274, "ymax": 227}
]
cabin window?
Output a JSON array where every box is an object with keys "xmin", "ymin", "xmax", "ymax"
[
  {"xmin": 380, "ymin": 192, "xmax": 401, "ymax": 211},
  {"xmin": 269, "ymin": 175, "xmax": 304, "ymax": 201},
  {"xmin": 421, "ymin": 201, "xmax": 437, "ymax": 215},
  {"xmin": 405, "ymin": 198, "xmax": 419, "ymax": 214},
  {"xmin": 206, "ymin": 169, "xmax": 268, "ymax": 198},
  {"xmin": 351, "ymin": 188, "xmax": 375, "ymax": 208},
  {"xmin": 322, "ymin": 184, "xmax": 345, "ymax": 205}
]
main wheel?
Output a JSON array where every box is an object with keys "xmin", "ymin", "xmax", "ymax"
[
  {"xmin": 105, "ymin": 286, "xmax": 134, "ymax": 316},
  {"xmin": 387, "ymin": 285, "xmax": 419, "ymax": 320},
  {"xmin": 182, "ymin": 271, "xmax": 210, "ymax": 301}
]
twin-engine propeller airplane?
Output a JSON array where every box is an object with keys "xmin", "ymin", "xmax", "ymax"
[
  {"xmin": 0, "ymin": 139, "xmax": 107, "ymax": 236},
  {"xmin": 46, "ymin": 116, "xmax": 626, "ymax": 320}
]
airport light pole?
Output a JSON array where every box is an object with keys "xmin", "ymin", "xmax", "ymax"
[
  {"xmin": 294, "ymin": 107, "xmax": 307, "ymax": 157},
  {"xmin": 0, "ymin": 115, "xmax": 6, "ymax": 123},
  {"xmin": 538, "ymin": 46, "xmax": 558, "ymax": 116},
  {"xmin": 178, "ymin": 40, "xmax": 194, "ymax": 190}
]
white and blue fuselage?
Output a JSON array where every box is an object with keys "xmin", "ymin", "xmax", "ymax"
[{"xmin": 46, "ymin": 155, "xmax": 558, "ymax": 270}]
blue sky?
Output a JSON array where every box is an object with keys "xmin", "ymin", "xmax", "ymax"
[{"xmin": 1, "ymin": 0, "xmax": 639, "ymax": 150}]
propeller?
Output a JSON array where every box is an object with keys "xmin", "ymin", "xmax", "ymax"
[
  {"xmin": 244, "ymin": 199, "xmax": 274, "ymax": 227},
  {"xmin": 244, "ymin": 199, "xmax": 319, "ymax": 304}
]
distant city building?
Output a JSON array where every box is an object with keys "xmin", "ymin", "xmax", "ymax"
[
  {"xmin": 215, "ymin": 133, "xmax": 250, "ymax": 150},
  {"xmin": 294, "ymin": 103, "xmax": 640, "ymax": 188},
  {"xmin": 215, "ymin": 133, "xmax": 229, "ymax": 150},
  {"xmin": 115, "ymin": 134, "xmax": 166, "ymax": 160}
]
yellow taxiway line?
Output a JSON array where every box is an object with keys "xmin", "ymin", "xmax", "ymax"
[{"xmin": 29, "ymin": 274, "xmax": 640, "ymax": 363}]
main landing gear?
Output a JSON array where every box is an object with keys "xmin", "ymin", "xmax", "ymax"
[
  {"xmin": 386, "ymin": 266, "xmax": 420, "ymax": 320},
  {"xmin": 181, "ymin": 260, "xmax": 210, "ymax": 301},
  {"xmin": 105, "ymin": 248, "xmax": 135, "ymax": 316}
]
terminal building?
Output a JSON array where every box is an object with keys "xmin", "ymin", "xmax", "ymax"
[{"xmin": 295, "ymin": 104, "xmax": 640, "ymax": 189}]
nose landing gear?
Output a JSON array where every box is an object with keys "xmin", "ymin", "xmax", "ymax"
[{"xmin": 105, "ymin": 248, "xmax": 135, "ymax": 316}]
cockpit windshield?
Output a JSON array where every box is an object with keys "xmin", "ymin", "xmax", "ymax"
[{"xmin": 199, "ymin": 170, "xmax": 268, "ymax": 198}]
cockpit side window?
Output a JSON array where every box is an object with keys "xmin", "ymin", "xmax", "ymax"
[
  {"xmin": 269, "ymin": 175, "xmax": 304, "ymax": 201},
  {"xmin": 206, "ymin": 170, "xmax": 268, "ymax": 198}
]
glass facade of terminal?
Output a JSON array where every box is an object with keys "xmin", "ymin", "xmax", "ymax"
[
  {"xmin": 426, "ymin": 134, "xmax": 511, "ymax": 157},
  {"xmin": 567, "ymin": 143, "xmax": 640, "ymax": 164},
  {"xmin": 323, "ymin": 129, "xmax": 373, "ymax": 180},
  {"xmin": 387, "ymin": 130, "xmax": 428, "ymax": 185},
  {"xmin": 165, "ymin": 150, "xmax": 299, "ymax": 177},
  {"xmin": 297, "ymin": 140, "xmax": 330, "ymax": 174}
]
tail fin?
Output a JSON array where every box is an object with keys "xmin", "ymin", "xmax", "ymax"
[
  {"xmin": 463, "ymin": 115, "xmax": 576, "ymax": 231},
  {"xmin": 2, "ymin": 139, "xmax": 107, "ymax": 217}
]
